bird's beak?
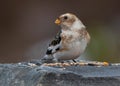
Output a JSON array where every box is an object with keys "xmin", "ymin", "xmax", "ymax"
[{"xmin": 55, "ymin": 18, "xmax": 61, "ymax": 25}]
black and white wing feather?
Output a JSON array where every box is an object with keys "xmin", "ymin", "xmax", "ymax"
[{"xmin": 46, "ymin": 30, "xmax": 62, "ymax": 55}]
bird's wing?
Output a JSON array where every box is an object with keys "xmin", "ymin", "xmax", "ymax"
[{"xmin": 46, "ymin": 30, "xmax": 62, "ymax": 55}]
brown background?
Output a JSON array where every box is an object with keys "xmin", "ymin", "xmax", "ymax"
[{"xmin": 0, "ymin": 0, "xmax": 120, "ymax": 63}]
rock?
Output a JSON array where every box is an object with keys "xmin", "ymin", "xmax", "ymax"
[{"xmin": 0, "ymin": 61, "xmax": 120, "ymax": 86}]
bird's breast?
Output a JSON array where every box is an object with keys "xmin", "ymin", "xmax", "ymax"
[{"xmin": 61, "ymin": 30, "xmax": 88, "ymax": 53}]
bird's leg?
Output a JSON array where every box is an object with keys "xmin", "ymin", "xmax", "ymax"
[{"xmin": 72, "ymin": 59, "xmax": 77, "ymax": 63}]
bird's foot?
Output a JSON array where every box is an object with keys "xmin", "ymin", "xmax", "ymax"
[{"xmin": 72, "ymin": 59, "xmax": 77, "ymax": 63}]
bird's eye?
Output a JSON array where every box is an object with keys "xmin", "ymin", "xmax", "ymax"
[{"xmin": 64, "ymin": 16, "xmax": 68, "ymax": 20}]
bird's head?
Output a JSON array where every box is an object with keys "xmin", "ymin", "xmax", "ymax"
[{"xmin": 55, "ymin": 13, "xmax": 85, "ymax": 30}]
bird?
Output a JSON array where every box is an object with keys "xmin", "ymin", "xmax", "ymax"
[{"xmin": 43, "ymin": 13, "xmax": 90, "ymax": 62}]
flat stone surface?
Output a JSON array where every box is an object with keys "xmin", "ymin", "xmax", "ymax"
[{"xmin": 0, "ymin": 61, "xmax": 120, "ymax": 86}]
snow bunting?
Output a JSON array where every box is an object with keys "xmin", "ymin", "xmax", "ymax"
[{"xmin": 43, "ymin": 13, "xmax": 90, "ymax": 62}]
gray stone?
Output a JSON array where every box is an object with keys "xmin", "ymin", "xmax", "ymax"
[{"xmin": 0, "ymin": 61, "xmax": 120, "ymax": 86}]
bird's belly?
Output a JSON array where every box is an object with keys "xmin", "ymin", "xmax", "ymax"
[
  {"xmin": 54, "ymin": 40, "xmax": 87, "ymax": 60},
  {"xmin": 68, "ymin": 41, "xmax": 87, "ymax": 58},
  {"xmin": 67, "ymin": 38, "xmax": 87, "ymax": 52}
]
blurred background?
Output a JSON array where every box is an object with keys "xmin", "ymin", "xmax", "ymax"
[{"xmin": 0, "ymin": 0, "xmax": 120, "ymax": 63}]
